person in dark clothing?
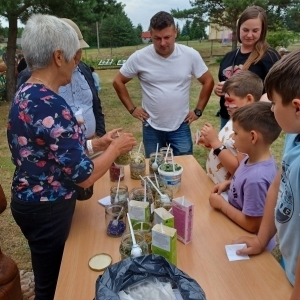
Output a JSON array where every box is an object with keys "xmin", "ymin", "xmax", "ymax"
[
  {"xmin": 214, "ymin": 6, "xmax": 280, "ymax": 129},
  {"xmin": 16, "ymin": 54, "xmax": 27, "ymax": 74}
]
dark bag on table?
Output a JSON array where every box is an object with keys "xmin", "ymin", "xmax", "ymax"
[
  {"xmin": 74, "ymin": 184, "xmax": 94, "ymax": 201},
  {"xmin": 95, "ymin": 254, "xmax": 206, "ymax": 300}
]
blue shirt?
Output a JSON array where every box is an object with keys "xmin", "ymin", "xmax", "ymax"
[
  {"xmin": 59, "ymin": 67, "xmax": 96, "ymax": 138},
  {"xmin": 7, "ymin": 83, "xmax": 94, "ymax": 202}
]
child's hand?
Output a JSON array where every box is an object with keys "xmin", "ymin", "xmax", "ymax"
[
  {"xmin": 195, "ymin": 129, "xmax": 211, "ymax": 148},
  {"xmin": 212, "ymin": 181, "xmax": 230, "ymax": 194},
  {"xmin": 201, "ymin": 123, "xmax": 219, "ymax": 148},
  {"xmin": 209, "ymin": 192, "xmax": 227, "ymax": 210},
  {"xmin": 232, "ymin": 236, "xmax": 264, "ymax": 256}
]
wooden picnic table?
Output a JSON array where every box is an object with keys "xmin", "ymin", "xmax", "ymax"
[{"xmin": 54, "ymin": 155, "xmax": 292, "ymax": 300}]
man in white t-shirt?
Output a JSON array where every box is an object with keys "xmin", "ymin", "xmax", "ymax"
[{"xmin": 113, "ymin": 11, "xmax": 214, "ymax": 157}]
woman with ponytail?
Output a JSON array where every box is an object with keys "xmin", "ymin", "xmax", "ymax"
[{"xmin": 214, "ymin": 6, "xmax": 280, "ymax": 129}]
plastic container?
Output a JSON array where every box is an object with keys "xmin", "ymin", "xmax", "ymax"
[
  {"xmin": 105, "ymin": 205, "xmax": 126, "ymax": 237},
  {"xmin": 158, "ymin": 163, "xmax": 183, "ymax": 194},
  {"xmin": 130, "ymin": 151, "xmax": 146, "ymax": 180},
  {"xmin": 149, "ymin": 152, "xmax": 164, "ymax": 174},
  {"xmin": 119, "ymin": 232, "xmax": 149, "ymax": 260},
  {"xmin": 109, "ymin": 163, "xmax": 124, "ymax": 182}
]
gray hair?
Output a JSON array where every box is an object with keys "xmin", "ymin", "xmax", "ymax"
[{"xmin": 21, "ymin": 14, "xmax": 80, "ymax": 71}]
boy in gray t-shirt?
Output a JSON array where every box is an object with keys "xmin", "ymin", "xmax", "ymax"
[{"xmin": 209, "ymin": 102, "xmax": 281, "ymax": 238}]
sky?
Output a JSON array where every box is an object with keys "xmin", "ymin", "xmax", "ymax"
[
  {"xmin": 123, "ymin": 0, "xmax": 192, "ymax": 31},
  {"xmin": 1, "ymin": 0, "xmax": 192, "ymax": 30}
]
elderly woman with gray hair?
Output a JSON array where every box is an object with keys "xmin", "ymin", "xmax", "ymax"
[{"xmin": 7, "ymin": 14, "xmax": 136, "ymax": 300}]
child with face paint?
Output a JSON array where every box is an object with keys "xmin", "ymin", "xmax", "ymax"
[{"xmin": 198, "ymin": 70, "xmax": 263, "ymax": 185}]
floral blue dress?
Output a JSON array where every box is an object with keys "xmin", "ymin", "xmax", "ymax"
[{"xmin": 7, "ymin": 83, "xmax": 94, "ymax": 202}]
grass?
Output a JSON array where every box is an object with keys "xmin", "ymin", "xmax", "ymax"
[{"xmin": 0, "ymin": 42, "xmax": 288, "ymax": 270}]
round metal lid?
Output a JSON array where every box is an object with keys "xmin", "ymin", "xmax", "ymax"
[{"xmin": 88, "ymin": 253, "xmax": 112, "ymax": 271}]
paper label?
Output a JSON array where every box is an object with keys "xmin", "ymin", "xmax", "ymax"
[
  {"xmin": 152, "ymin": 231, "xmax": 171, "ymax": 251},
  {"xmin": 129, "ymin": 205, "xmax": 145, "ymax": 221}
]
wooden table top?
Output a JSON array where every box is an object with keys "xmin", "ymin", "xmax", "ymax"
[{"xmin": 54, "ymin": 155, "xmax": 292, "ymax": 300}]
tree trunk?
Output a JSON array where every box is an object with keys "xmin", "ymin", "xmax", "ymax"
[
  {"xmin": 6, "ymin": 16, "xmax": 18, "ymax": 103},
  {"xmin": 231, "ymin": 20, "xmax": 238, "ymax": 50}
]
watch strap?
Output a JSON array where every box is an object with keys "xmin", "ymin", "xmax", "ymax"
[{"xmin": 213, "ymin": 145, "xmax": 227, "ymax": 156}]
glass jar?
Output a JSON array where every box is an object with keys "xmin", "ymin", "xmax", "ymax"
[
  {"xmin": 109, "ymin": 163, "xmax": 124, "ymax": 182},
  {"xmin": 133, "ymin": 222, "xmax": 152, "ymax": 254},
  {"xmin": 110, "ymin": 185, "xmax": 129, "ymax": 209},
  {"xmin": 159, "ymin": 146, "xmax": 173, "ymax": 163},
  {"xmin": 114, "ymin": 152, "xmax": 131, "ymax": 166},
  {"xmin": 105, "ymin": 204, "xmax": 126, "ymax": 237},
  {"xmin": 129, "ymin": 187, "xmax": 153, "ymax": 204},
  {"xmin": 149, "ymin": 152, "xmax": 164, "ymax": 174},
  {"xmin": 154, "ymin": 187, "xmax": 173, "ymax": 211},
  {"xmin": 130, "ymin": 151, "xmax": 146, "ymax": 180},
  {"xmin": 141, "ymin": 174, "xmax": 166, "ymax": 200},
  {"xmin": 119, "ymin": 232, "xmax": 149, "ymax": 260}
]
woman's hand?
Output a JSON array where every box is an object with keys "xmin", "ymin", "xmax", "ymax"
[
  {"xmin": 110, "ymin": 132, "xmax": 137, "ymax": 156},
  {"xmin": 214, "ymin": 81, "xmax": 225, "ymax": 97},
  {"xmin": 92, "ymin": 128, "xmax": 122, "ymax": 152}
]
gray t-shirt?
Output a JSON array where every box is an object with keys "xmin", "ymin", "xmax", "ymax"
[{"xmin": 275, "ymin": 134, "xmax": 300, "ymax": 286}]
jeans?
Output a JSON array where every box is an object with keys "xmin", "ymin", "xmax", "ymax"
[
  {"xmin": 220, "ymin": 116, "xmax": 229, "ymax": 130},
  {"xmin": 11, "ymin": 195, "xmax": 76, "ymax": 300},
  {"xmin": 142, "ymin": 121, "xmax": 193, "ymax": 158}
]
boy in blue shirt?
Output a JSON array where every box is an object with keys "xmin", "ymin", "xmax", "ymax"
[{"xmin": 235, "ymin": 49, "xmax": 300, "ymax": 299}]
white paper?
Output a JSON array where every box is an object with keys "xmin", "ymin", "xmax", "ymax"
[
  {"xmin": 221, "ymin": 192, "xmax": 229, "ymax": 202},
  {"xmin": 97, "ymin": 196, "xmax": 111, "ymax": 207},
  {"xmin": 225, "ymin": 244, "xmax": 250, "ymax": 261}
]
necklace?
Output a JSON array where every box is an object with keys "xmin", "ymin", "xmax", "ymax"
[
  {"xmin": 31, "ymin": 76, "xmax": 45, "ymax": 84},
  {"xmin": 31, "ymin": 76, "xmax": 55, "ymax": 92}
]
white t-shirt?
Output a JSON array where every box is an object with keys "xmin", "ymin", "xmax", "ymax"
[
  {"xmin": 206, "ymin": 120, "xmax": 237, "ymax": 184},
  {"xmin": 120, "ymin": 44, "xmax": 208, "ymax": 131}
]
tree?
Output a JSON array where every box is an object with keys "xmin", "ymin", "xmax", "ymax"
[
  {"xmin": 0, "ymin": 0, "xmax": 124, "ymax": 102},
  {"xmin": 267, "ymin": 30, "xmax": 297, "ymax": 48},
  {"xmin": 171, "ymin": 0, "xmax": 294, "ymax": 50},
  {"xmin": 99, "ymin": 12, "xmax": 139, "ymax": 48},
  {"xmin": 135, "ymin": 23, "xmax": 143, "ymax": 44}
]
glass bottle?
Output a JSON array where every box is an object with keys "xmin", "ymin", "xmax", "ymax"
[
  {"xmin": 105, "ymin": 204, "xmax": 126, "ymax": 237},
  {"xmin": 109, "ymin": 163, "xmax": 124, "ymax": 182},
  {"xmin": 133, "ymin": 222, "xmax": 152, "ymax": 254},
  {"xmin": 149, "ymin": 152, "xmax": 164, "ymax": 174},
  {"xmin": 130, "ymin": 150, "xmax": 146, "ymax": 180},
  {"xmin": 110, "ymin": 185, "xmax": 129, "ymax": 209},
  {"xmin": 119, "ymin": 232, "xmax": 149, "ymax": 260},
  {"xmin": 154, "ymin": 187, "xmax": 173, "ymax": 211},
  {"xmin": 159, "ymin": 146, "xmax": 173, "ymax": 163}
]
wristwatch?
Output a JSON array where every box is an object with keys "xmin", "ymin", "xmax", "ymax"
[
  {"xmin": 213, "ymin": 145, "xmax": 227, "ymax": 156},
  {"xmin": 194, "ymin": 108, "xmax": 202, "ymax": 118}
]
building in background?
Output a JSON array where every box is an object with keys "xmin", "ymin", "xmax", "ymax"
[{"xmin": 141, "ymin": 31, "xmax": 151, "ymax": 44}]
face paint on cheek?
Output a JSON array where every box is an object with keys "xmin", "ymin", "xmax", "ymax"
[{"xmin": 227, "ymin": 104, "xmax": 239, "ymax": 109}]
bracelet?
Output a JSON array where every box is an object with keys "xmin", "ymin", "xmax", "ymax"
[
  {"xmin": 129, "ymin": 106, "xmax": 136, "ymax": 114},
  {"xmin": 87, "ymin": 140, "xmax": 94, "ymax": 155}
]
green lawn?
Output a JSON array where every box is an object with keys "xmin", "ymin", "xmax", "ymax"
[{"xmin": 0, "ymin": 42, "xmax": 287, "ymax": 270}]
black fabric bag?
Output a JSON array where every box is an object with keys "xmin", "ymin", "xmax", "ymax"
[
  {"xmin": 95, "ymin": 254, "xmax": 206, "ymax": 300},
  {"xmin": 74, "ymin": 184, "xmax": 94, "ymax": 201}
]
